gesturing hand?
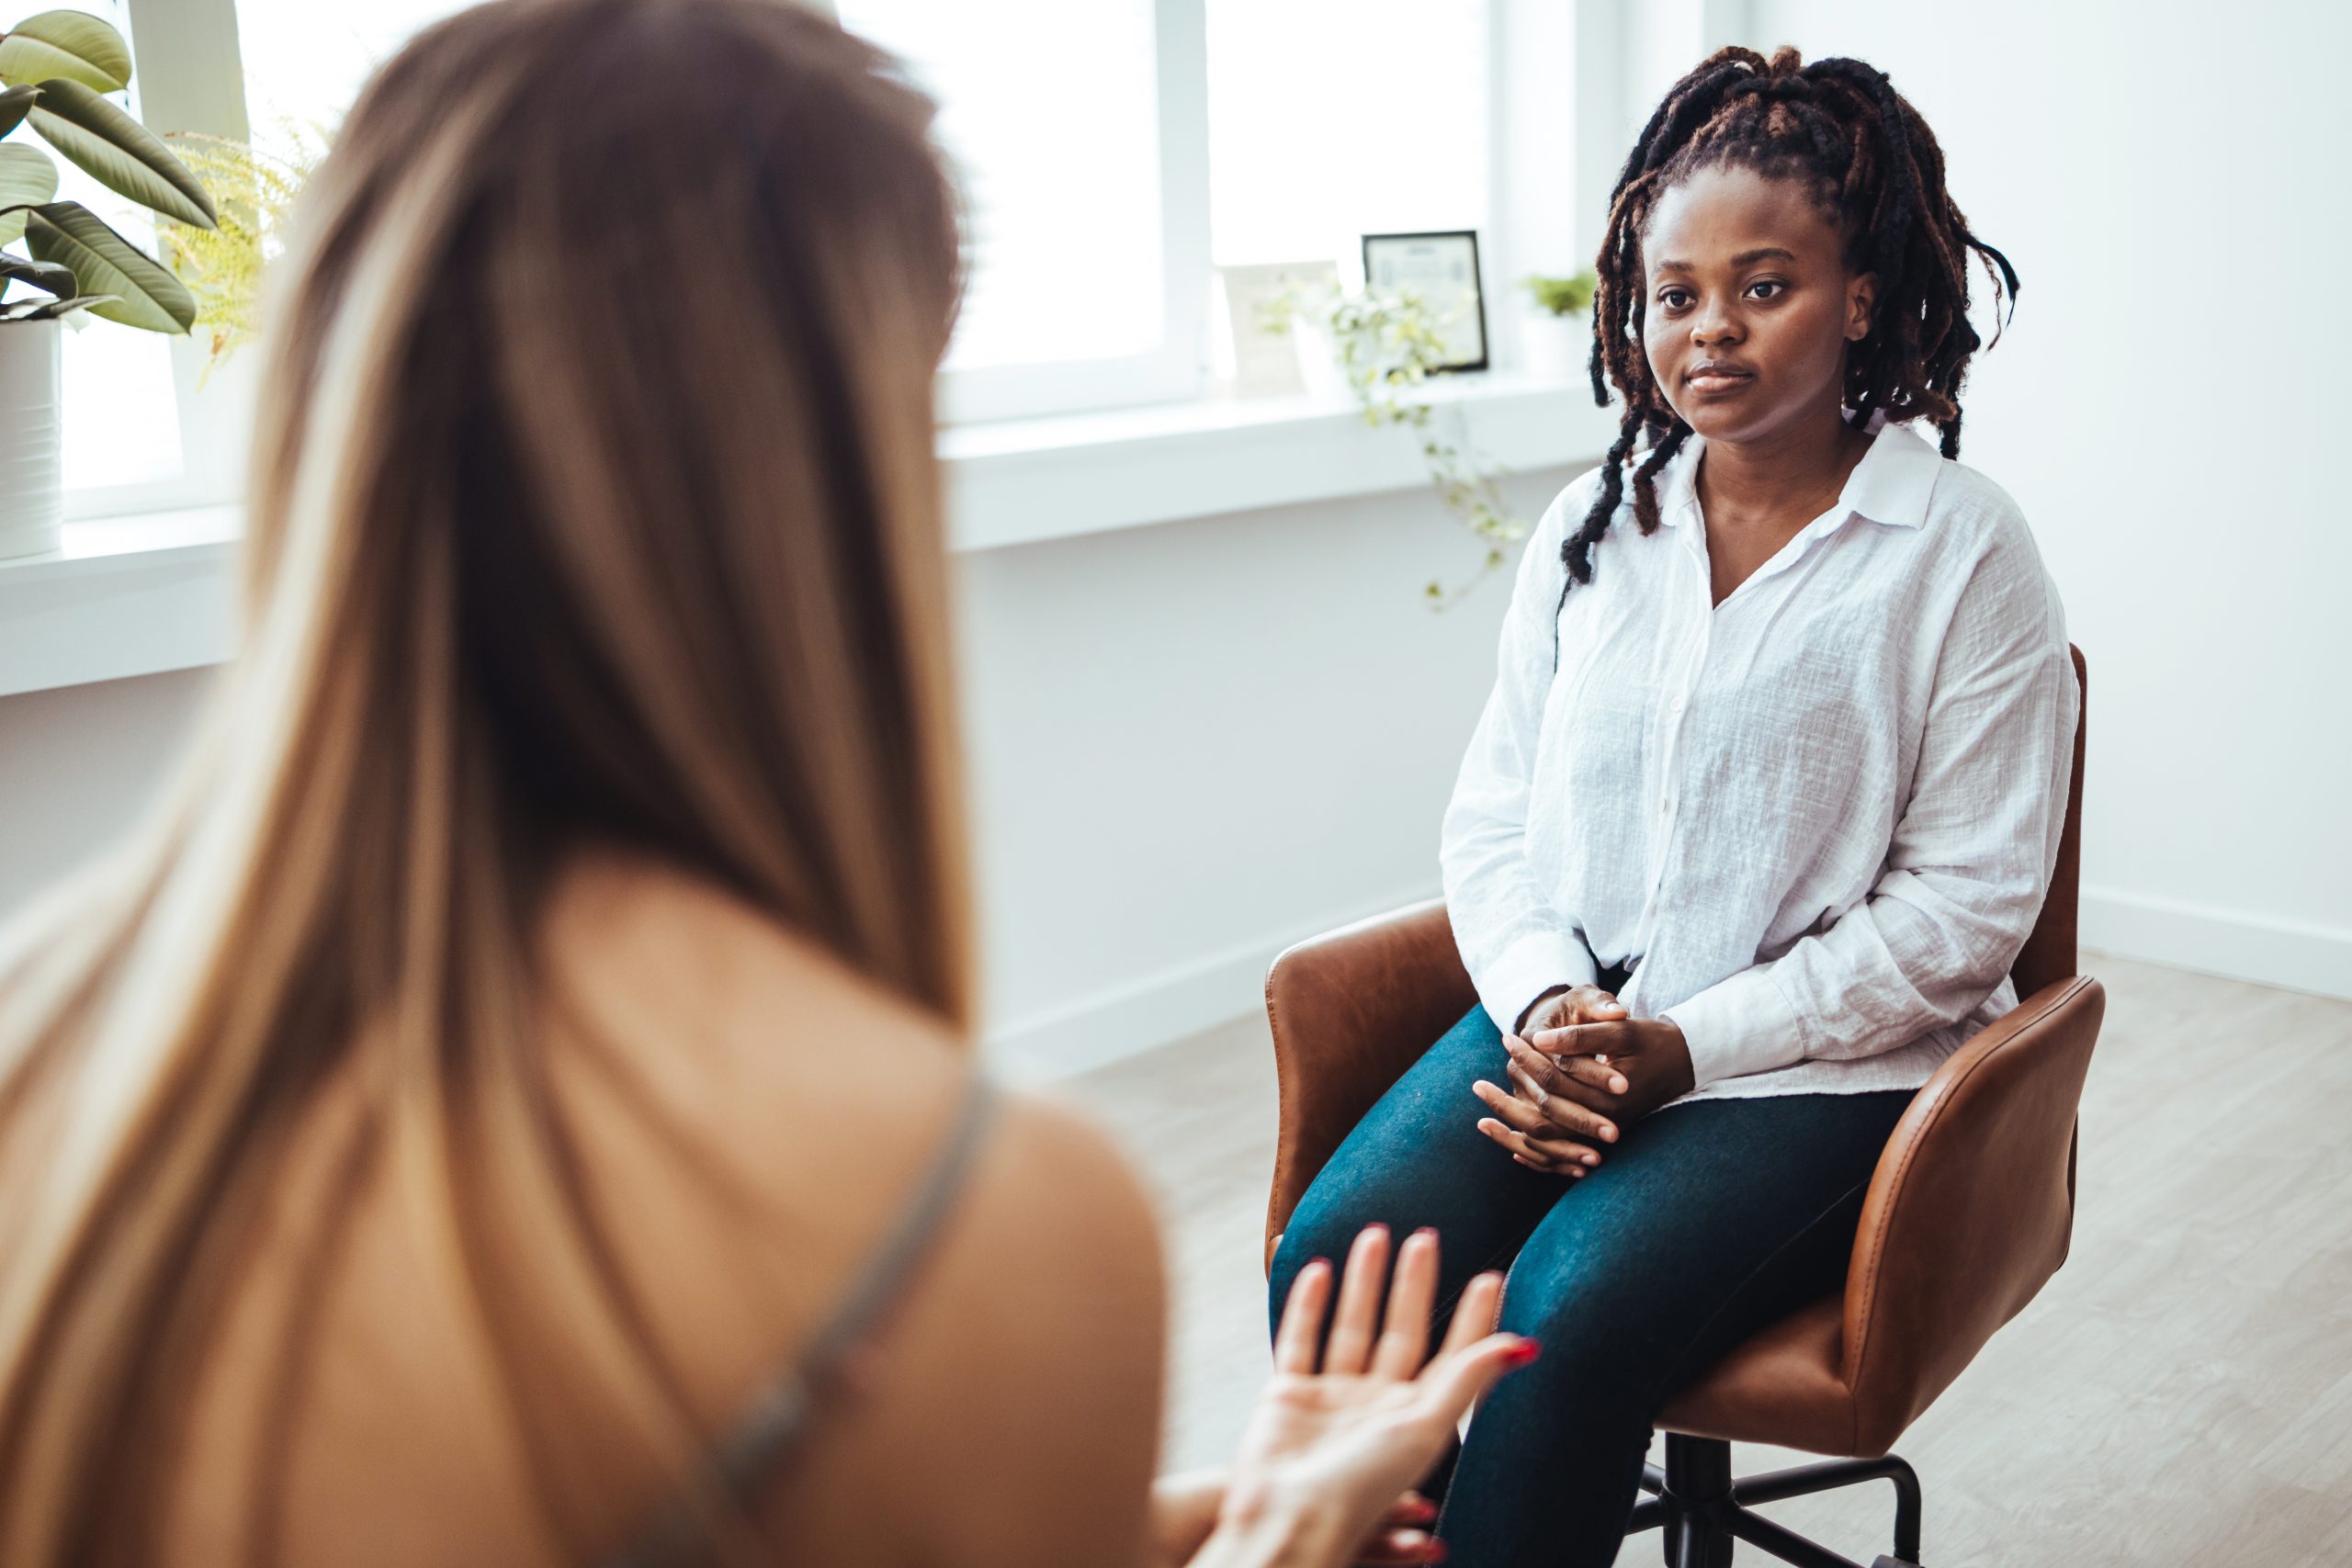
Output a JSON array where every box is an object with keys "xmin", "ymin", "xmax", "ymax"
[
  {"xmin": 1151, "ymin": 1472, "xmax": 1442, "ymax": 1568},
  {"xmin": 1199, "ymin": 1224, "xmax": 1536, "ymax": 1567}
]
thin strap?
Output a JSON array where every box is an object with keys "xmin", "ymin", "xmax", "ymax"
[{"xmin": 608, "ymin": 1069, "xmax": 1001, "ymax": 1568}]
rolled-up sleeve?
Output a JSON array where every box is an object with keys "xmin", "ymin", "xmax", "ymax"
[
  {"xmin": 1663, "ymin": 525, "xmax": 2077, "ymax": 1089},
  {"xmin": 1442, "ymin": 479, "xmax": 1601, "ymax": 1034}
]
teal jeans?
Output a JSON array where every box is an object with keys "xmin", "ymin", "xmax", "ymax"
[{"xmin": 1268, "ymin": 1003, "xmax": 1912, "ymax": 1567}]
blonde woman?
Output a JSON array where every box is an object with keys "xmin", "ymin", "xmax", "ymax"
[{"xmin": 0, "ymin": 2, "xmax": 1535, "ymax": 1564}]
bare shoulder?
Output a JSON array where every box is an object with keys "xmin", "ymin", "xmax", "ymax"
[
  {"xmin": 780, "ymin": 1088, "xmax": 1167, "ymax": 1566},
  {"xmin": 179, "ymin": 854, "xmax": 1168, "ymax": 1568},
  {"xmin": 538, "ymin": 851, "xmax": 1169, "ymax": 1565}
]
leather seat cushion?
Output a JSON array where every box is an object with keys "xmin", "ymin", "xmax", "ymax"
[{"xmin": 1657, "ymin": 1293, "xmax": 1875, "ymax": 1457}]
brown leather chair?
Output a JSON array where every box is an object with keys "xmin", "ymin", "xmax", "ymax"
[{"xmin": 1262, "ymin": 647, "xmax": 2099, "ymax": 1568}]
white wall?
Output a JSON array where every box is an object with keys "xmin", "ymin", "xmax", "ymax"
[
  {"xmin": 0, "ymin": 471, "xmax": 1571, "ymax": 1076},
  {"xmin": 6, "ymin": 0, "xmax": 2347, "ymax": 1085},
  {"xmin": 1731, "ymin": 0, "xmax": 2352, "ymax": 996},
  {"xmin": 962, "ymin": 470, "xmax": 1571, "ymax": 1074},
  {"xmin": 0, "ymin": 668, "xmax": 210, "ymax": 913}
]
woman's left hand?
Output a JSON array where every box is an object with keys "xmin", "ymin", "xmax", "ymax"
[{"xmin": 1474, "ymin": 1019, "xmax": 1697, "ymax": 1173}]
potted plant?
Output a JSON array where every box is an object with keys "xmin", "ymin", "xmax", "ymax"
[
  {"xmin": 0, "ymin": 7, "xmax": 216, "ymax": 559},
  {"xmin": 1519, "ymin": 266, "xmax": 1597, "ymax": 382},
  {"xmin": 1264, "ymin": 282, "xmax": 1527, "ymax": 605}
]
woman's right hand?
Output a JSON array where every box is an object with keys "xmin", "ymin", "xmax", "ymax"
[
  {"xmin": 1516, "ymin": 983, "xmax": 1624, "ymax": 1039},
  {"xmin": 1189, "ymin": 1224, "xmax": 1537, "ymax": 1568},
  {"xmin": 1476, "ymin": 986, "xmax": 1631, "ymax": 1174}
]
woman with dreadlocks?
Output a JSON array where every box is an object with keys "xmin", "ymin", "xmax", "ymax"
[{"xmin": 1270, "ymin": 46, "xmax": 2076, "ymax": 1566}]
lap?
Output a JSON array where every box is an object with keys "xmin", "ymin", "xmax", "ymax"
[
  {"xmin": 1493, "ymin": 1087, "xmax": 1914, "ymax": 1395},
  {"xmin": 1272, "ymin": 1003, "xmax": 1914, "ymax": 1380}
]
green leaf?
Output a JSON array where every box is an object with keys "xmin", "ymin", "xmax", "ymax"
[
  {"xmin": 22, "ymin": 200, "xmax": 193, "ymax": 333},
  {"xmin": 0, "ymin": 81, "xmax": 40, "ymax": 137},
  {"xmin": 0, "ymin": 140, "xmax": 56, "ymax": 243},
  {"xmin": 1, "ymin": 289, "xmax": 116, "ymax": 321},
  {"xmin": 0, "ymin": 251, "xmax": 75, "ymax": 295},
  {"xmin": 28, "ymin": 79, "xmax": 216, "ymax": 229},
  {"xmin": 0, "ymin": 10, "xmax": 130, "ymax": 93}
]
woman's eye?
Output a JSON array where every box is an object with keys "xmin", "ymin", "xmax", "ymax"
[
  {"xmin": 1747, "ymin": 279, "xmax": 1786, "ymax": 300},
  {"xmin": 1659, "ymin": 289, "xmax": 1693, "ymax": 310}
]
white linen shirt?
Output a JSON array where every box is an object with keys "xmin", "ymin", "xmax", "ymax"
[{"xmin": 1439, "ymin": 419, "xmax": 2076, "ymax": 1105}]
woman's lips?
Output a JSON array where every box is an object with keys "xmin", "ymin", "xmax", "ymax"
[{"xmin": 1686, "ymin": 367, "xmax": 1755, "ymax": 393}]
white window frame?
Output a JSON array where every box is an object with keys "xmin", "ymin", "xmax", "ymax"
[
  {"xmin": 62, "ymin": 0, "xmax": 1626, "ymax": 522},
  {"xmin": 62, "ymin": 0, "xmax": 256, "ymax": 522},
  {"xmin": 929, "ymin": 0, "xmax": 1209, "ymax": 426}
]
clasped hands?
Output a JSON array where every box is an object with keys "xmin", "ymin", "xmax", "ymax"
[{"xmin": 1471, "ymin": 984, "xmax": 1696, "ymax": 1175}]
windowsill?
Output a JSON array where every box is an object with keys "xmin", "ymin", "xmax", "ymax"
[
  {"xmin": 944, "ymin": 367, "xmax": 1613, "ymax": 550},
  {"xmin": 0, "ymin": 368, "xmax": 1615, "ymax": 699}
]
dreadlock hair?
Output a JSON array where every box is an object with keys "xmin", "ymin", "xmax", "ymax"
[{"xmin": 1560, "ymin": 45, "xmax": 2018, "ymax": 613}]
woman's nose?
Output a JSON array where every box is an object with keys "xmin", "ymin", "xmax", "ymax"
[{"xmin": 1690, "ymin": 304, "xmax": 1741, "ymax": 345}]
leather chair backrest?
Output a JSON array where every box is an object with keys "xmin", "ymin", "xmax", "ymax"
[
  {"xmin": 1839, "ymin": 973, "xmax": 2103, "ymax": 1450},
  {"xmin": 1837, "ymin": 644, "xmax": 2095, "ymax": 1450},
  {"xmin": 2007, "ymin": 646, "xmax": 2087, "ymax": 998}
]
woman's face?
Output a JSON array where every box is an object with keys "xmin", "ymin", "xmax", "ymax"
[{"xmin": 1639, "ymin": 164, "xmax": 1875, "ymax": 446}]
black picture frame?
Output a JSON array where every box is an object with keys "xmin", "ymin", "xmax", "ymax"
[{"xmin": 1360, "ymin": 229, "xmax": 1490, "ymax": 374}]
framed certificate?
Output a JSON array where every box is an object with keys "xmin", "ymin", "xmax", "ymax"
[{"xmin": 1361, "ymin": 229, "xmax": 1490, "ymax": 373}]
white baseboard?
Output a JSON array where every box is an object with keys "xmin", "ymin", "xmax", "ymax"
[
  {"xmin": 982, "ymin": 882, "xmax": 1442, "ymax": 1083},
  {"xmin": 2078, "ymin": 885, "xmax": 2352, "ymax": 1001}
]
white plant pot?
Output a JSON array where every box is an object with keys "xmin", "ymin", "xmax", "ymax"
[
  {"xmin": 1522, "ymin": 310, "xmax": 1586, "ymax": 383},
  {"xmin": 0, "ymin": 319, "xmax": 64, "ymax": 560},
  {"xmin": 1293, "ymin": 317, "xmax": 1350, "ymax": 402}
]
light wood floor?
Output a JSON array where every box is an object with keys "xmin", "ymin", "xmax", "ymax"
[{"xmin": 1059, "ymin": 953, "xmax": 2352, "ymax": 1567}]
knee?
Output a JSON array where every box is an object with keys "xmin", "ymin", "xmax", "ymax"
[
  {"xmin": 1491, "ymin": 1258, "xmax": 1659, "ymax": 1398},
  {"xmin": 1266, "ymin": 1199, "xmax": 1359, "ymax": 1323}
]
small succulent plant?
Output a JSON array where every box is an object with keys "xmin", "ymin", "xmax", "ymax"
[
  {"xmin": 0, "ymin": 7, "xmax": 218, "ymax": 333},
  {"xmin": 1523, "ymin": 268, "xmax": 1598, "ymax": 319}
]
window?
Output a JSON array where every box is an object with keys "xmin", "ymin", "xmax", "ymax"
[
  {"xmin": 836, "ymin": 0, "xmax": 1208, "ymax": 424},
  {"xmin": 22, "ymin": 3, "xmax": 185, "ymax": 512},
  {"xmin": 232, "ymin": 0, "xmax": 471, "ymax": 156},
  {"xmin": 1204, "ymin": 0, "xmax": 1489, "ymax": 271},
  {"xmin": 51, "ymin": 0, "xmax": 1515, "ymax": 521},
  {"xmin": 839, "ymin": 0, "xmax": 1498, "ymax": 423},
  {"xmin": 833, "ymin": 0, "xmax": 1165, "ymax": 373}
]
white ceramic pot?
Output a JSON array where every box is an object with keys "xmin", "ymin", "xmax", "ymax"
[
  {"xmin": 0, "ymin": 318, "xmax": 64, "ymax": 561},
  {"xmin": 1293, "ymin": 316, "xmax": 1349, "ymax": 402},
  {"xmin": 1521, "ymin": 309, "xmax": 1586, "ymax": 383}
]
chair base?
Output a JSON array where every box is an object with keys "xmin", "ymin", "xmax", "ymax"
[{"xmin": 1624, "ymin": 1434, "xmax": 1923, "ymax": 1568}]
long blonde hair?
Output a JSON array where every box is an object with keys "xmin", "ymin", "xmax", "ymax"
[{"xmin": 0, "ymin": 1, "xmax": 969, "ymax": 1559}]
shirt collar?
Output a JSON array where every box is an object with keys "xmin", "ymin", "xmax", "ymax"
[{"xmin": 1651, "ymin": 411, "xmax": 1941, "ymax": 531}]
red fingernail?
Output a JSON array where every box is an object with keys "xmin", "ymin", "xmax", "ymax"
[
  {"xmin": 1424, "ymin": 1541, "xmax": 1448, "ymax": 1563},
  {"xmin": 1508, "ymin": 1338, "xmax": 1544, "ymax": 1366}
]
